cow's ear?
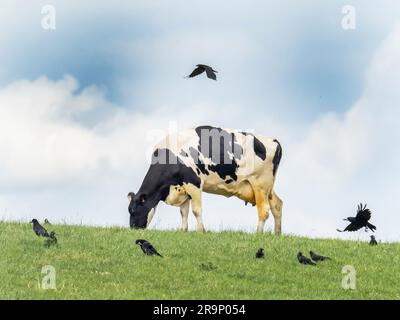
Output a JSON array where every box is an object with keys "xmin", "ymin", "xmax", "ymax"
[
  {"xmin": 127, "ymin": 192, "xmax": 135, "ymax": 201},
  {"xmin": 140, "ymin": 194, "xmax": 146, "ymax": 203}
]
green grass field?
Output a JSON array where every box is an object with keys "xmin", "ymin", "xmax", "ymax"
[{"xmin": 1, "ymin": 221, "xmax": 399, "ymax": 300}]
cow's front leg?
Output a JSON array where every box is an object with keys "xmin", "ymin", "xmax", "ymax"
[
  {"xmin": 254, "ymin": 188, "xmax": 271, "ymax": 233},
  {"xmin": 180, "ymin": 199, "xmax": 190, "ymax": 232},
  {"xmin": 185, "ymin": 184, "xmax": 205, "ymax": 232}
]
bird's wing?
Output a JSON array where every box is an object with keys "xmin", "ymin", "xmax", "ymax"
[
  {"xmin": 302, "ymin": 256, "xmax": 313, "ymax": 265},
  {"xmin": 188, "ymin": 66, "xmax": 205, "ymax": 78},
  {"xmin": 204, "ymin": 66, "xmax": 217, "ymax": 80},
  {"xmin": 343, "ymin": 222, "xmax": 362, "ymax": 232},
  {"xmin": 358, "ymin": 209, "xmax": 371, "ymax": 222},
  {"xmin": 147, "ymin": 243, "xmax": 162, "ymax": 256},
  {"xmin": 142, "ymin": 247, "xmax": 149, "ymax": 254},
  {"xmin": 140, "ymin": 245, "xmax": 148, "ymax": 254},
  {"xmin": 40, "ymin": 226, "xmax": 49, "ymax": 237},
  {"xmin": 34, "ymin": 224, "xmax": 46, "ymax": 236},
  {"xmin": 143, "ymin": 242, "xmax": 157, "ymax": 253},
  {"xmin": 356, "ymin": 204, "xmax": 371, "ymax": 222},
  {"xmin": 149, "ymin": 245, "xmax": 160, "ymax": 255},
  {"xmin": 311, "ymin": 253, "xmax": 320, "ymax": 261}
]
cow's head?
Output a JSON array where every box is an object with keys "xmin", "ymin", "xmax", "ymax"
[{"xmin": 127, "ymin": 192, "xmax": 156, "ymax": 229}]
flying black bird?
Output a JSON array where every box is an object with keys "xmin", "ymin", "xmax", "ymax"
[
  {"xmin": 187, "ymin": 64, "xmax": 218, "ymax": 80},
  {"xmin": 44, "ymin": 231, "xmax": 58, "ymax": 247},
  {"xmin": 256, "ymin": 248, "xmax": 265, "ymax": 259},
  {"xmin": 135, "ymin": 239, "xmax": 163, "ymax": 257},
  {"xmin": 369, "ymin": 235, "xmax": 378, "ymax": 246},
  {"xmin": 310, "ymin": 251, "xmax": 331, "ymax": 262},
  {"xmin": 44, "ymin": 219, "xmax": 51, "ymax": 225},
  {"xmin": 337, "ymin": 203, "xmax": 376, "ymax": 233},
  {"xmin": 297, "ymin": 252, "xmax": 316, "ymax": 266},
  {"xmin": 30, "ymin": 219, "xmax": 49, "ymax": 237}
]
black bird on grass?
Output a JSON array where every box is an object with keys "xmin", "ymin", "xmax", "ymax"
[
  {"xmin": 135, "ymin": 239, "xmax": 163, "ymax": 257},
  {"xmin": 30, "ymin": 219, "xmax": 49, "ymax": 237},
  {"xmin": 337, "ymin": 203, "xmax": 376, "ymax": 233},
  {"xmin": 255, "ymin": 248, "xmax": 265, "ymax": 259},
  {"xmin": 187, "ymin": 64, "xmax": 218, "ymax": 80},
  {"xmin": 44, "ymin": 231, "xmax": 58, "ymax": 247},
  {"xmin": 369, "ymin": 235, "xmax": 378, "ymax": 246},
  {"xmin": 310, "ymin": 251, "xmax": 331, "ymax": 262},
  {"xmin": 297, "ymin": 252, "xmax": 316, "ymax": 266}
]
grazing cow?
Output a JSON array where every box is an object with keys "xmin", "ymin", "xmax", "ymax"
[{"xmin": 128, "ymin": 125, "xmax": 283, "ymax": 234}]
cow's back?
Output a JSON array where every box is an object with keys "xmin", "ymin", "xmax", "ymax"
[{"xmin": 153, "ymin": 126, "xmax": 281, "ymax": 202}]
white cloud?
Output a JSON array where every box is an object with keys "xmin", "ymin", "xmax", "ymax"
[
  {"xmin": 0, "ymin": 76, "xmax": 204, "ymax": 187},
  {"xmin": 0, "ymin": 76, "xmax": 108, "ymax": 186}
]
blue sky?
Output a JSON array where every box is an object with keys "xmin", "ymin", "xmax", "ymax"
[
  {"xmin": 1, "ymin": 1, "xmax": 393, "ymax": 113},
  {"xmin": 1, "ymin": 1, "xmax": 400, "ymax": 241}
]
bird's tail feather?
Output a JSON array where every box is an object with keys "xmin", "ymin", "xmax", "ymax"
[{"xmin": 367, "ymin": 223, "xmax": 376, "ymax": 232}]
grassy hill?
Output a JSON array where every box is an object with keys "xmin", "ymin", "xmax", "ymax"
[{"xmin": 0, "ymin": 221, "xmax": 399, "ymax": 299}]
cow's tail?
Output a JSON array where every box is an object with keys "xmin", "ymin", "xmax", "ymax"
[{"xmin": 272, "ymin": 139, "xmax": 282, "ymax": 176}]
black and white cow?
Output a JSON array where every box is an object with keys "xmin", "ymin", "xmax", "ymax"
[{"xmin": 128, "ymin": 125, "xmax": 283, "ymax": 234}]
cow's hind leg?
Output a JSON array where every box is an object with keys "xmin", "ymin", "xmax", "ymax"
[
  {"xmin": 269, "ymin": 190, "xmax": 283, "ymax": 235},
  {"xmin": 254, "ymin": 188, "xmax": 271, "ymax": 233},
  {"xmin": 180, "ymin": 199, "xmax": 190, "ymax": 232}
]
